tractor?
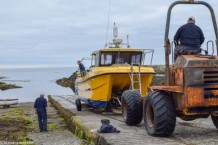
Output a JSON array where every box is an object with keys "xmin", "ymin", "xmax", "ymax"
[{"xmin": 122, "ymin": 0, "xmax": 218, "ymax": 137}]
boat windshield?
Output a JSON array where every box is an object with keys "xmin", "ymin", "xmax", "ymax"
[
  {"xmin": 101, "ymin": 53, "xmax": 113, "ymax": 65},
  {"xmin": 100, "ymin": 51, "xmax": 142, "ymax": 66}
]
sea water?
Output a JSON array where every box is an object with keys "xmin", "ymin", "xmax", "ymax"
[{"xmin": 0, "ymin": 67, "xmax": 76, "ymax": 102}]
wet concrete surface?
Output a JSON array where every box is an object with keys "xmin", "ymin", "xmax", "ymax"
[{"xmin": 51, "ymin": 95, "xmax": 218, "ymax": 145}]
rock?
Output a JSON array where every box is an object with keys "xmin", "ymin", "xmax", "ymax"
[
  {"xmin": 152, "ymin": 76, "xmax": 165, "ymax": 86},
  {"xmin": 152, "ymin": 65, "xmax": 165, "ymax": 74},
  {"xmin": 56, "ymin": 71, "xmax": 77, "ymax": 93},
  {"xmin": 0, "ymin": 82, "xmax": 22, "ymax": 91}
]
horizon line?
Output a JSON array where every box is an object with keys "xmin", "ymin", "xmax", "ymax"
[{"xmin": 0, "ymin": 64, "xmax": 77, "ymax": 69}]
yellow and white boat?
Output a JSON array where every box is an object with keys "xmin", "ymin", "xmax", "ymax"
[{"xmin": 75, "ymin": 24, "xmax": 155, "ymax": 110}]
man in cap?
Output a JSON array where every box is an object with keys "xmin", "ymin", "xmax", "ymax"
[
  {"xmin": 34, "ymin": 93, "xmax": 48, "ymax": 132},
  {"xmin": 174, "ymin": 16, "xmax": 205, "ymax": 59}
]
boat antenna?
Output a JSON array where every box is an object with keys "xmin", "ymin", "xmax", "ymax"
[
  {"xmin": 104, "ymin": 0, "xmax": 111, "ymax": 48},
  {"xmin": 127, "ymin": 35, "xmax": 130, "ymax": 48},
  {"xmin": 113, "ymin": 22, "xmax": 118, "ymax": 38}
]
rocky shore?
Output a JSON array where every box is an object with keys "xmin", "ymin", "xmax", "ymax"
[
  {"xmin": 56, "ymin": 72, "xmax": 77, "ymax": 92},
  {"xmin": 0, "ymin": 77, "xmax": 22, "ymax": 91},
  {"xmin": 0, "ymin": 75, "xmax": 86, "ymax": 144}
]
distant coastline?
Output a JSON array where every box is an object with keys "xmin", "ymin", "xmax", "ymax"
[{"xmin": 0, "ymin": 65, "xmax": 74, "ymax": 69}]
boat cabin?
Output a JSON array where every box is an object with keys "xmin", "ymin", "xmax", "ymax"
[{"xmin": 91, "ymin": 49, "xmax": 146, "ymax": 67}]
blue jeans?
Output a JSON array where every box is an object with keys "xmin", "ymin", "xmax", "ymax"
[{"xmin": 37, "ymin": 112, "xmax": 47, "ymax": 132}]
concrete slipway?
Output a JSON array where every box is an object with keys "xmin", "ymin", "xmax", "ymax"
[{"xmin": 49, "ymin": 95, "xmax": 218, "ymax": 145}]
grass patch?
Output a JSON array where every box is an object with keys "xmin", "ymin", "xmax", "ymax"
[
  {"xmin": 0, "ymin": 107, "xmax": 34, "ymax": 141},
  {"xmin": 48, "ymin": 123, "xmax": 57, "ymax": 130}
]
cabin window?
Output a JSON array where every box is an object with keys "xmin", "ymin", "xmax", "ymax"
[
  {"xmin": 95, "ymin": 53, "xmax": 99, "ymax": 66},
  {"xmin": 115, "ymin": 52, "xmax": 130, "ymax": 64},
  {"xmin": 91, "ymin": 54, "xmax": 95, "ymax": 66},
  {"xmin": 101, "ymin": 53, "xmax": 113, "ymax": 65},
  {"xmin": 131, "ymin": 53, "xmax": 141, "ymax": 64},
  {"xmin": 99, "ymin": 51, "xmax": 142, "ymax": 66}
]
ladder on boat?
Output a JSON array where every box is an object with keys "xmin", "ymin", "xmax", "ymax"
[{"xmin": 130, "ymin": 63, "xmax": 142, "ymax": 95}]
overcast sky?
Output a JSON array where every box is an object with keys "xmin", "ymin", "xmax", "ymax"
[{"xmin": 0, "ymin": 0, "xmax": 217, "ymax": 68}]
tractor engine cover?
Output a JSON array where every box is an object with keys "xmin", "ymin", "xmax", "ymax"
[{"xmin": 173, "ymin": 55, "xmax": 218, "ymax": 114}]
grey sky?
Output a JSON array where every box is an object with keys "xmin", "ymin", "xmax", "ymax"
[{"xmin": 0, "ymin": 0, "xmax": 217, "ymax": 68}]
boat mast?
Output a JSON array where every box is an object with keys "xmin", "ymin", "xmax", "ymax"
[{"xmin": 104, "ymin": 0, "xmax": 112, "ymax": 48}]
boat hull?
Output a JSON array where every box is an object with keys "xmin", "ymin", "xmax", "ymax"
[
  {"xmin": 0, "ymin": 99, "xmax": 19, "ymax": 106},
  {"xmin": 76, "ymin": 66, "xmax": 155, "ymax": 102}
]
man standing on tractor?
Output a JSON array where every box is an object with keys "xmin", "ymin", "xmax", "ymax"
[{"xmin": 174, "ymin": 16, "xmax": 205, "ymax": 59}]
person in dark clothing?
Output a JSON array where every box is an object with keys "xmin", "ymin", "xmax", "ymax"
[
  {"xmin": 174, "ymin": 16, "xmax": 205, "ymax": 59},
  {"xmin": 97, "ymin": 119, "xmax": 120, "ymax": 133},
  {"xmin": 34, "ymin": 93, "xmax": 47, "ymax": 132},
  {"xmin": 77, "ymin": 60, "xmax": 86, "ymax": 77}
]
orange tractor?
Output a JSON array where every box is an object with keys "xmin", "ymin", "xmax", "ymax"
[{"xmin": 122, "ymin": 0, "xmax": 218, "ymax": 137}]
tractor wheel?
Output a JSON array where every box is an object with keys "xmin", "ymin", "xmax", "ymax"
[
  {"xmin": 211, "ymin": 115, "xmax": 218, "ymax": 129},
  {"xmin": 121, "ymin": 90, "xmax": 143, "ymax": 125},
  {"xmin": 143, "ymin": 91, "xmax": 176, "ymax": 137},
  {"xmin": 75, "ymin": 99, "xmax": 82, "ymax": 111}
]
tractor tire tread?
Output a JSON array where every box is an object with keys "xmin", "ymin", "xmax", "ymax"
[
  {"xmin": 122, "ymin": 90, "xmax": 143, "ymax": 125},
  {"xmin": 144, "ymin": 91, "xmax": 176, "ymax": 137}
]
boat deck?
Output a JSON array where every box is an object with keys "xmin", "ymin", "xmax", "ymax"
[{"xmin": 49, "ymin": 95, "xmax": 218, "ymax": 145}]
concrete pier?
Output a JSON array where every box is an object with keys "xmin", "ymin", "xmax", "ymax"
[{"xmin": 49, "ymin": 95, "xmax": 218, "ymax": 145}]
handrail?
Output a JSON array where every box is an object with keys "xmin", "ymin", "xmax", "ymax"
[
  {"xmin": 143, "ymin": 49, "xmax": 154, "ymax": 65},
  {"xmin": 171, "ymin": 41, "xmax": 177, "ymax": 64},
  {"xmin": 207, "ymin": 40, "xmax": 214, "ymax": 55}
]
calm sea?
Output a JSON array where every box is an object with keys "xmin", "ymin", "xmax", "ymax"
[{"xmin": 0, "ymin": 67, "xmax": 76, "ymax": 102}]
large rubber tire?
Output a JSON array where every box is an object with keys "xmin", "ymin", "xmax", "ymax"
[
  {"xmin": 121, "ymin": 90, "xmax": 143, "ymax": 125},
  {"xmin": 75, "ymin": 99, "xmax": 82, "ymax": 111},
  {"xmin": 143, "ymin": 91, "xmax": 176, "ymax": 137},
  {"xmin": 211, "ymin": 115, "xmax": 218, "ymax": 129}
]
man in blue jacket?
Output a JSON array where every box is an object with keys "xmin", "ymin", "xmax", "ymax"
[
  {"xmin": 34, "ymin": 93, "xmax": 47, "ymax": 132},
  {"xmin": 174, "ymin": 16, "xmax": 205, "ymax": 59},
  {"xmin": 77, "ymin": 60, "xmax": 86, "ymax": 77}
]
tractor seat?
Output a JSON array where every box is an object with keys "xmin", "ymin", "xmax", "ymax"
[{"xmin": 177, "ymin": 48, "xmax": 201, "ymax": 55}]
